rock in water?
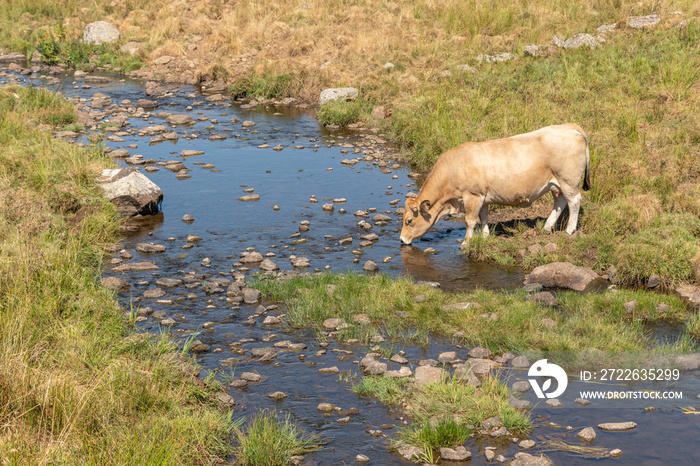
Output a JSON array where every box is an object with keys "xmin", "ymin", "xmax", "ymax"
[{"xmin": 97, "ymin": 168, "xmax": 163, "ymax": 216}]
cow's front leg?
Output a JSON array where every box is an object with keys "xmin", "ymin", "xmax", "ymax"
[
  {"xmin": 479, "ymin": 204, "xmax": 489, "ymax": 237},
  {"xmin": 460, "ymin": 195, "xmax": 484, "ymax": 248}
]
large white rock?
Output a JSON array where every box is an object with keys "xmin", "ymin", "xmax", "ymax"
[
  {"xmin": 98, "ymin": 168, "xmax": 163, "ymax": 216},
  {"xmin": 319, "ymin": 87, "xmax": 359, "ymax": 105},
  {"xmin": 83, "ymin": 21, "xmax": 120, "ymax": 45}
]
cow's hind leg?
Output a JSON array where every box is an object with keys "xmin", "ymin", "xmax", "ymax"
[
  {"xmin": 564, "ymin": 189, "xmax": 582, "ymax": 234},
  {"xmin": 543, "ymin": 193, "xmax": 567, "ymax": 233},
  {"xmin": 460, "ymin": 195, "xmax": 484, "ymax": 248},
  {"xmin": 479, "ymin": 204, "xmax": 489, "ymax": 237}
]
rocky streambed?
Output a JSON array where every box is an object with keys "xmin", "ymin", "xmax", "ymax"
[{"xmin": 3, "ymin": 61, "xmax": 700, "ymax": 465}]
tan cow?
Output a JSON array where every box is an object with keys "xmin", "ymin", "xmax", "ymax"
[{"xmin": 400, "ymin": 124, "xmax": 590, "ymax": 247}]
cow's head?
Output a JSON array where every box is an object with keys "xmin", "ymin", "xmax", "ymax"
[{"xmin": 400, "ymin": 198, "xmax": 435, "ymax": 245}]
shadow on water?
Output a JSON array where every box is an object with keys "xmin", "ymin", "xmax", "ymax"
[{"xmin": 4, "ymin": 64, "xmax": 700, "ymax": 465}]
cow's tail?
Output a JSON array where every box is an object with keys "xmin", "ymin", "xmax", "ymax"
[
  {"xmin": 574, "ymin": 126, "xmax": 591, "ymax": 191},
  {"xmin": 582, "ymin": 135, "xmax": 591, "ymax": 191}
]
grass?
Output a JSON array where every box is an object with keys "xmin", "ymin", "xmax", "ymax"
[
  {"xmin": 0, "ymin": 85, "xmax": 233, "ymax": 463},
  {"xmin": 253, "ymin": 273, "xmax": 696, "ymax": 355},
  {"xmin": 233, "ymin": 410, "xmax": 324, "ymax": 466},
  {"xmin": 317, "ymin": 99, "xmax": 372, "ymax": 127},
  {"xmin": 1, "ymin": 1, "xmax": 700, "ymax": 285},
  {"xmin": 353, "ymin": 375, "xmax": 411, "ymax": 405}
]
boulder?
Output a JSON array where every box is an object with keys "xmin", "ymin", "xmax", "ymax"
[
  {"xmin": 524, "ymin": 262, "xmax": 599, "ymax": 291},
  {"xmin": 440, "ymin": 446, "xmax": 471, "ymax": 461},
  {"xmin": 97, "ymin": 168, "xmax": 163, "ymax": 216},
  {"xmin": 577, "ymin": 427, "xmax": 597, "ymax": 442},
  {"xmin": 414, "ymin": 365, "xmax": 444, "ymax": 385},
  {"xmin": 166, "ymin": 114, "xmax": 194, "ymax": 125},
  {"xmin": 319, "ymin": 87, "xmax": 359, "ymax": 105},
  {"xmin": 627, "ymin": 14, "xmax": 660, "ymax": 29},
  {"xmin": 83, "ymin": 21, "xmax": 120, "ymax": 45},
  {"xmin": 563, "ymin": 33, "xmax": 600, "ymax": 49}
]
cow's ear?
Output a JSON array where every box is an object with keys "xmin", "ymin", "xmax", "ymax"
[{"xmin": 420, "ymin": 200, "xmax": 431, "ymax": 215}]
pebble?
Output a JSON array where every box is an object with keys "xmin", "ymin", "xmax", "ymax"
[{"xmin": 598, "ymin": 421, "xmax": 636, "ymax": 431}]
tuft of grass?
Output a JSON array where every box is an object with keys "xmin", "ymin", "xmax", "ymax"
[
  {"xmin": 353, "ymin": 376, "xmax": 411, "ymax": 405},
  {"xmin": 317, "ymin": 99, "xmax": 371, "ymax": 127},
  {"xmin": 234, "ymin": 410, "xmax": 324, "ymax": 466},
  {"xmin": 230, "ymin": 72, "xmax": 304, "ymax": 99},
  {"xmin": 395, "ymin": 416, "xmax": 471, "ymax": 463}
]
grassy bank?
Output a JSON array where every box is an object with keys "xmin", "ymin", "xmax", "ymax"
[
  {"xmin": 0, "ymin": 85, "xmax": 233, "ymax": 463},
  {"xmin": 254, "ymin": 273, "xmax": 696, "ymax": 355},
  {"xmin": 2, "ymin": 0, "xmax": 699, "ymax": 286}
]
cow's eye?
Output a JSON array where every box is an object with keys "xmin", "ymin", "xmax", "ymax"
[{"xmin": 406, "ymin": 218, "xmax": 412, "ymax": 225}]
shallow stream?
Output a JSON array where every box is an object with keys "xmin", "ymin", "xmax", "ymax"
[{"xmin": 3, "ymin": 63, "xmax": 700, "ymax": 465}]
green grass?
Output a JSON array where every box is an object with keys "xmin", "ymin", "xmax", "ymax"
[
  {"xmin": 353, "ymin": 376, "xmax": 411, "ymax": 405},
  {"xmin": 253, "ymin": 273, "xmax": 695, "ymax": 355},
  {"xmin": 0, "ymin": 85, "xmax": 234, "ymax": 463},
  {"xmin": 230, "ymin": 72, "xmax": 304, "ymax": 99},
  {"xmin": 234, "ymin": 410, "xmax": 324, "ymax": 466},
  {"xmin": 317, "ymin": 99, "xmax": 371, "ymax": 126}
]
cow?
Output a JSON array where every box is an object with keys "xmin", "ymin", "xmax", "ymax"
[{"xmin": 399, "ymin": 124, "xmax": 590, "ymax": 248}]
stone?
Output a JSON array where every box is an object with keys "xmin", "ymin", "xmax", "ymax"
[
  {"xmin": 597, "ymin": 421, "xmax": 637, "ymax": 431},
  {"xmin": 414, "ymin": 365, "xmax": 444, "ymax": 385},
  {"xmin": 511, "ymin": 355, "xmax": 530, "ymax": 368},
  {"xmin": 390, "ymin": 354, "xmax": 408, "ymax": 364},
  {"xmin": 242, "ymin": 288, "xmax": 262, "ymax": 304},
  {"xmin": 397, "ymin": 446, "xmax": 422, "ymax": 461},
  {"xmin": 238, "ymin": 194, "xmax": 260, "ymax": 202},
  {"xmin": 563, "ymin": 33, "xmax": 599, "ymax": 49},
  {"xmin": 182, "ymin": 214, "xmax": 195, "ymax": 223},
  {"xmin": 101, "ymin": 276, "xmax": 129, "ymax": 291},
  {"xmin": 319, "ymin": 87, "xmax": 359, "ymax": 105},
  {"xmin": 260, "ymin": 258, "xmax": 279, "ymax": 271},
  {"xmin": 166, "ymin": 114, "xmax": 194, "ymax": 125},
  {"xmin": 477, "ymin": 53, "xmax": 515, "ymax": 63},
  {"xmin": 97, "ymin": 168, "xmax": 163, "ymax": 216},
  {"xmin": 355, "ymin": 454, "xmax": 369, "ymax": 462},
  {"xmin": 511, "ymin": 452, "xmax": 554, "ymax": 466},
  {"xmin": 384, "ymin": 367, "xmax": 412, "ymax": 378},
  {"xmin": 524, "ymin": 44, "xmax": 540, "ymax": 56},
  {"xmin": 83, "ymin": 21, "xmax": 120, "ymax": 45},
  {"xmin": 241, "ymin": 372, "xmax": 261, "ymax": 382},
  {"xmin": 317, "ymin": 402, "xmax": 334, "ymax": 412},
  {"xmin": 483, "ymin": 416, "xmax": 502, "ymax": 430},
  {"xmin": 267, "ymin": 391, "xmax": 287, "ymax": 400},
  {"xmin": 576, "ymin": 427, "xmax": 596, "ymax": 442},
  {"xmin": 453, "ymin": 364, "xmax": 481, "ymax": 387},
  {"xmin": 509, "ymin": 395, "xmax": 533, "ymax": 409},
  {"xmin": 627, "ymin": 14, "xmax": 660, "ymax": 29},
  {"xmin": 519, "ymin": 439, "xmax": 536, "ymax": 449},
  {"xmin": 512, "ymin": 381, "xmax": 531, "ymax": 393},
  {"xmin": 675, "ymin": 353, "xmax": 700, "ymax": 370},
  {"xmin": 216, "ymin": 392, "xmax": 235, "ymax": 405},
  {"xmin": 263, "ymin": 316, "xmax": 281, "ymax": 325},
  {"xmin": 136, "ymin": 243, "xmax": 166, "ymax": 253},
  {"xmin": 365, "ymin": 361, "xmax": 387, "ymax": 375},
  {"xmin": 609, "ymin": 449, "xmax": 623, "ymax": 458},
  {"xmin": 468, "ymin": 346, "xmax": 491, "ymax": 359},
  {"xmin": 363, "ymin": 260, "xmax": 379, "ymax": 272},
  {"xmin": 240, "ymin": 252, "xmax": 264, "ymax": 263},
  {"xmin": 318, "ymin": 366, "xmax": 339, "ymax": 374},
  {"xmin": 290, "ymin": 256, "xmax": 311, "ymax": 268},
  {"xmin": 112, "ymin": 261, "xmax": 159, "ymax": 272},
  {"xmin": 574, "ymin": 398, "xmax": 592, "ymax": 406},
  {"xmin": 647, "ymin": 273, "xmax": 660, "ymax": 288},
  {"xmin": 524, "ymin": 262, "xmax": 599, "ymax": 291},
  {"xmin": 143, "ymin": 288, "xmax": 165, "ymax": 299},
  {"xmin": 440, "ymin": 446, "xmax": 471, "ymax": 461},
  {"xmin": 545, "ymin": 399, "xmax": 562, "ymax": 407},
  {"xmin": 323, "ymin": 318, "xmax": 344, "ymax": 330},
  {"xmin": 438, "ymin": 351, "xmax": 457, "ymax": 364},
  {"xmin": 528, "ymin": 291, "xmax": 558, "ymax": 307},
  {"xmin": 468, "ymin": 358, "xmax": 499, "ymax": 376},
  {"xmin": 181, "ymin": 150, "xmax": 204, "ymax": 157}
]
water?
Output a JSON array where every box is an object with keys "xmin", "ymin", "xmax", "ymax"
[{"xmin": 3, "ymin": 63, "xmax": 700, "ymax": 465}]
